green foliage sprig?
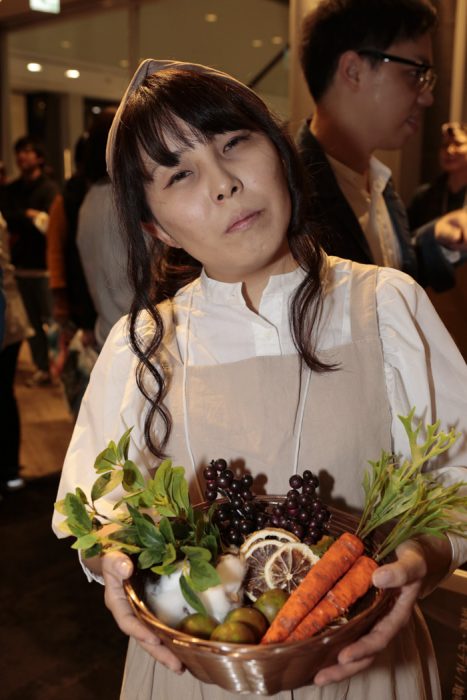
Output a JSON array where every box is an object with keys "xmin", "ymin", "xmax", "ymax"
[
  {"xmin": 357, "ymin": 408, "xmax": 467, "ymax": 561},
  {"xmin": 55, "ymin": 428, "xmax": 221, "ymax": 614}
]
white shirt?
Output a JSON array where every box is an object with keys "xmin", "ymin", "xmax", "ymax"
[
  {"xmin": 53, "ymin": 258, "xmax": 467, "ymax": 572},
  {"xmin": 328, "ymin": 155, "xmax": 402, "ymax": 269},
  {"xmin": 77, "ymin": 181, "xmax": 133, "ymax": 348}
]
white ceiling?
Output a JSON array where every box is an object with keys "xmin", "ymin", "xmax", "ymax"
[{"xmin": 6, "ymin": 0, "xmax": 290, "ymax": 108}]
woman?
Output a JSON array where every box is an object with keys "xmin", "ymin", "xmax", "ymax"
[
  {"xmin": 408, "ymin": 122, "xmax": 467, "ymax": 229},
  {"xmin": 52, "ymin": 60, "xmax": 467, "ymax": 699}
]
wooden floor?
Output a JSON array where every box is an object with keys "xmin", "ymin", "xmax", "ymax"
[{"xmin": 16, "ymin": 343, "xmax": 74, "ymax": 479}]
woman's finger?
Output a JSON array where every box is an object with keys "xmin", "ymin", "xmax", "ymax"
[{"xmin": 101, "ymin": 552, "xmax": 184, "ymax": 673}]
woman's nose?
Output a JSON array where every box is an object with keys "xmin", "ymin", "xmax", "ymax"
[{"xmin": 217, "ymin": 185, "xmax": 239, "ymax": 201}]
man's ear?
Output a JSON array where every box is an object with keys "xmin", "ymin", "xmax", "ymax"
[
  {"xmin": 141, "ymin": 221, "xmax": 182, "ymax": 249},
  {"xmin": 337, "ymin": 51, "xmax": 365, "ymax": 91}
]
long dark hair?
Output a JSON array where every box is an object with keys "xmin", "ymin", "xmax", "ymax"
[{"xmin": 112, "ymin": 68, "xmax": 330, "ymax": 459}]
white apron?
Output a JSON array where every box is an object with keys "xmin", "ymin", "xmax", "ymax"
[{"xmin": 120, "ymin": 263, "xmax": 440, "ymax": 699}]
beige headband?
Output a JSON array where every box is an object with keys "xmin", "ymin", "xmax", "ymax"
[{"xmin": 105, "ymin": 58, "xmax": 251, "ymax": 179}]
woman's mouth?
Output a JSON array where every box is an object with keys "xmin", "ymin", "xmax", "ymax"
[{"xmin": 226, "ymin": 210, "xmax": 262, "ymax": 233}]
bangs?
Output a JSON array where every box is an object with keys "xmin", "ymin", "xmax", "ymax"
[{"xmin": 122, "ymin": 69, "xmax": 267, "ymax": 179}]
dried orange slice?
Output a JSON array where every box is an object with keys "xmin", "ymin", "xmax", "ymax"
[
  {"xmin": 243, "ymin": 540, "xmax": 284, "ymax": 601},
  {"xmin": 263, "ymin": 543, "xmax": 319, "ymax": 594},
  {"xmin": 240, "ymin": 527, "xmax": 299, "ymax": 557}
]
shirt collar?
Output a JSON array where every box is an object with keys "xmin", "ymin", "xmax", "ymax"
[{"xmin": 197, "ymin": 266, "xmax": 305, "ymax": 306}]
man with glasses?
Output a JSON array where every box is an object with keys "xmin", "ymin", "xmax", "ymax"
[{"xmin": 297, "ymin": 0, "xmax": 467, "ymax": 291}]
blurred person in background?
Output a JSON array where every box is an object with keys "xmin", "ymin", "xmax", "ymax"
[
  {"xmin": 0, "ymin": 211, "xmax": 34, "ymax": 491},
  {"xmin": 76, "ymin": 107, "xmax": 132, "ymax": 351},
  {"xmin": 297, "ymin": 0, "xmax": 467, "ymax": 293},
  {"xmin": 408, "ymin": 122, "xmax": 467, "ymax": 228},
  {"xmin": 0, "ymin": 136, "xmax": 59, "ymax": 386},
  {"xmin": 47, "ymin": 132, "xmax": 96, "ymax": 336}
]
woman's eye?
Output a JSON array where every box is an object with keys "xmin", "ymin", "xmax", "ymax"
[
  {"xmin": 224, "ymin": 133, "xmax": 250, "ymax": 152},
  {"xmin": 167, "ymin": 170, "xmax": 190, "ymax": 186}
]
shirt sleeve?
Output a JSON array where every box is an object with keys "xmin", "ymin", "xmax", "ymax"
[
  {"xmin": 51, "ymin": 315, "xmax": 154, "ymax": 581},
  {"xmin": 376, "ymin": 267, "xmax": 467, "ymax": 572}
]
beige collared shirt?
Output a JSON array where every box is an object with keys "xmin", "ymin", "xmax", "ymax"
[{"xmin": 328, "ymin": 154, "xmax": 402, "ymax": 269}]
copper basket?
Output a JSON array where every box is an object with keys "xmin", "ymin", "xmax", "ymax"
[{"xmin": 124, "ymin": 499, "xmax": 396, "ymax": 696}]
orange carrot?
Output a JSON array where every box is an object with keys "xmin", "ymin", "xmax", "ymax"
[
  {"xmin": 261, "ymin": 531, "xmax": 364, "ymax": 644},
  {"xmin": 286, "ymin": 555, "xmax": 378, "ymax": 642}
]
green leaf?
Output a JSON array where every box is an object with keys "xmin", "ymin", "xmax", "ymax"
[
  {"xmin": 94, "ymin": 444, "xmax": 119, "ymax": 473},
  {"xmin": 181, "ymin": 545, "xmax": 212, "ymax": 561},
  {"xmin": 72, "ymin": 533, "xmax": 99, "ymax": 550},
  {"xmin": 179, "ymin": 574, "xmax": 207, "ymax": 615},
  {"xmin": 159, "ymin": 517, "xmax": 175, "ymax": 544},
  {"xmin": 151, "ymin": 562, "xmax": 178, "ymax": 576},
  {"xmin": 54, "ymin": 498, "xmax": 67, "ymax": 515},
  {"xmin": 122, "ymin": 460, "xmax": 146, "ymax": 492},
  {"xmin": 138, "ymin": 547, "xmax": 165, "ymax": 569},
  {"xmin": 117, "ymin": 428, "xmax": 133, "ymax": 462},
  {"xmin": 64, "ymin": 493, "xmax": 93, "ymax": 537},
  {"xmin": 187, "ymin": 559, "xmax": 220, "ymax": 592},
  {"xmin": 82, "ymin": 543, "xmax": 102, "ymax": 559},
  {"xmin": 91, "ymin": 470, "xmax": 123, "ymax": 502},
  {"xmin": 128, "ymin": 506, "xmax": 166, "ymax": 551},
  {"xmin": 75, "ymin": 487, "xmax": 89, "ymax": 505}
]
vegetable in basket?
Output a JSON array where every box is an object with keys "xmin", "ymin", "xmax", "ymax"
[{"xmin": 262, "ymin": 410, "xmax": 467, "ymax": 644}]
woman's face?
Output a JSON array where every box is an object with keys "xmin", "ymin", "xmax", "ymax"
[
  {"xmin": 439, "ymin": 127, "xmax": 467, "ymax": 175},
  {"xmin": 143, "ymin": 121, "xmax": 294, "ymax": 285}
]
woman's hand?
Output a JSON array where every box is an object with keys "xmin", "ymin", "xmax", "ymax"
[
  {"xmin": 313, "ymin": 537, "xmax": 450, "ymax": 686},
  {"xmin": 102, "ymin": 551, "xmax": 184, "ymax": 674}
]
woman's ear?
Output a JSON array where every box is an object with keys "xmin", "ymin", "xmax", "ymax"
[{"xmin": 142, "ymin": 221, "xmax": 182, "ymax": 249}]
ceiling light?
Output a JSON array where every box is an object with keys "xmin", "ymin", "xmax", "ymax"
[
  {"xmin": 27, "ymin": 62, "xmax": 43, "ymax": 72},
  {"xmin": 251, "ymin": 39, "xmax": 263, "ymax": 48},
  {"xmin": 60, "ymin": 40, "xmax": 71, "ymax": 49},
  {"xmin": 91, "ymin": 106, "xmax": 102, "ymax": 115},
  {"xmin": 271, "ymin": 36, "xmax": 283, "ymax": 45},
  {"xmin": 205, "ymin": 13, "xmax": 217, "ymax": 22},
  {"xmin": 65, "ymin": 69, "xmax": 80, "ymax": 79}
]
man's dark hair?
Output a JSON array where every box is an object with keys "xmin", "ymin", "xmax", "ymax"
[
  {"xmin": 300, "ymin": 0, "xmax": 437, "ymax": 102},
  {"xmin": 83, "ymin": 107, "xmax": 117, "ymax": 183},
  {"xmin": 13, "ymin": 135, "xmax": 47, "ymax": 163}
]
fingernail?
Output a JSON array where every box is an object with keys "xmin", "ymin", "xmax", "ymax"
[{"xmin": 120, "ymin": 560, "xmax": 131, "ymax": 576}]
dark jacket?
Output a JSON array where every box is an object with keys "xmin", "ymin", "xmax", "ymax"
[
  {"xmin": 408, "ymin": 174, "xmax": 466, "ymax": 230},
  {"xmin": 297, "ymin": 125, "xmax": 455, "ymax": 292},
  {"xmin": 0, "ymin": 173, "xmax": 59, "ymax": 270}
]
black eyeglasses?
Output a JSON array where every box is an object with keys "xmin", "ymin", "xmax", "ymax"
[{"xmin": 357, "ymin": 49, "xmax": 437, "ymax": 94}]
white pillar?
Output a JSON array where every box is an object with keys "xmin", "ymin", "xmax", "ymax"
[
  {"xmin": 450, "ymin": 0, "xmax": 467, "ymax": 122},
  {"xmin": 288, "ymin": 0, "xmax": 320, "ymax": 134}
]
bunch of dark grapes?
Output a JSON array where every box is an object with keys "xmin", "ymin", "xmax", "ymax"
[
  {"xmin": 203, "ymin": 459, "xmax": 270, "ymax": 546},
  {"xmin": 270, "ymin": 472, "xmax": 331, "ymax": 546},
  {"xmin": 203, "ymin": 460, "xmax": 330, "ymax": 547}
]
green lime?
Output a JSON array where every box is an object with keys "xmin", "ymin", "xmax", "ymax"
[
  {"xmin": 253, "ymin": 588, "xmax": 290, "ymax": 624},
  {"xmin": 224, "ymin": 606, "xmax": 268, "ymax": 639},
  {"xmin": 179, "ymin": 613, "xmax": 219, "ymax": 639},
  {"xmin": 210, "ymin": 621, "xmax": 258, "ymax": 644}
]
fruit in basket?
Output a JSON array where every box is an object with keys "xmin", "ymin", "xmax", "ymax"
[
  {"xmin": 205, "ymin": 461, "xmax": 331, "ymax": 546},
  {"xmin": 240, "ymin": 527, "xmax": 299, "ymax": 556},
  {"xmin": 264, "ymin": 542, "xmax": 320, "ymax": 593},
  {"xmin": 224, "ymin": 606, "xmax": 269, "ymax": 638},
  {"xmin": 179, "ymin": 613, "xmax": 219, "ymax": 639},
  {"xmin": 243, "ymin": 539, "xmax": 286, "ymax": 601},
  {"xmin": 210, "ymin": 620, "xmax": 259, "ymax": 644},
  {"xmin": 253, "ymin": 588, "xmax": 290, "ymax": 624}
]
